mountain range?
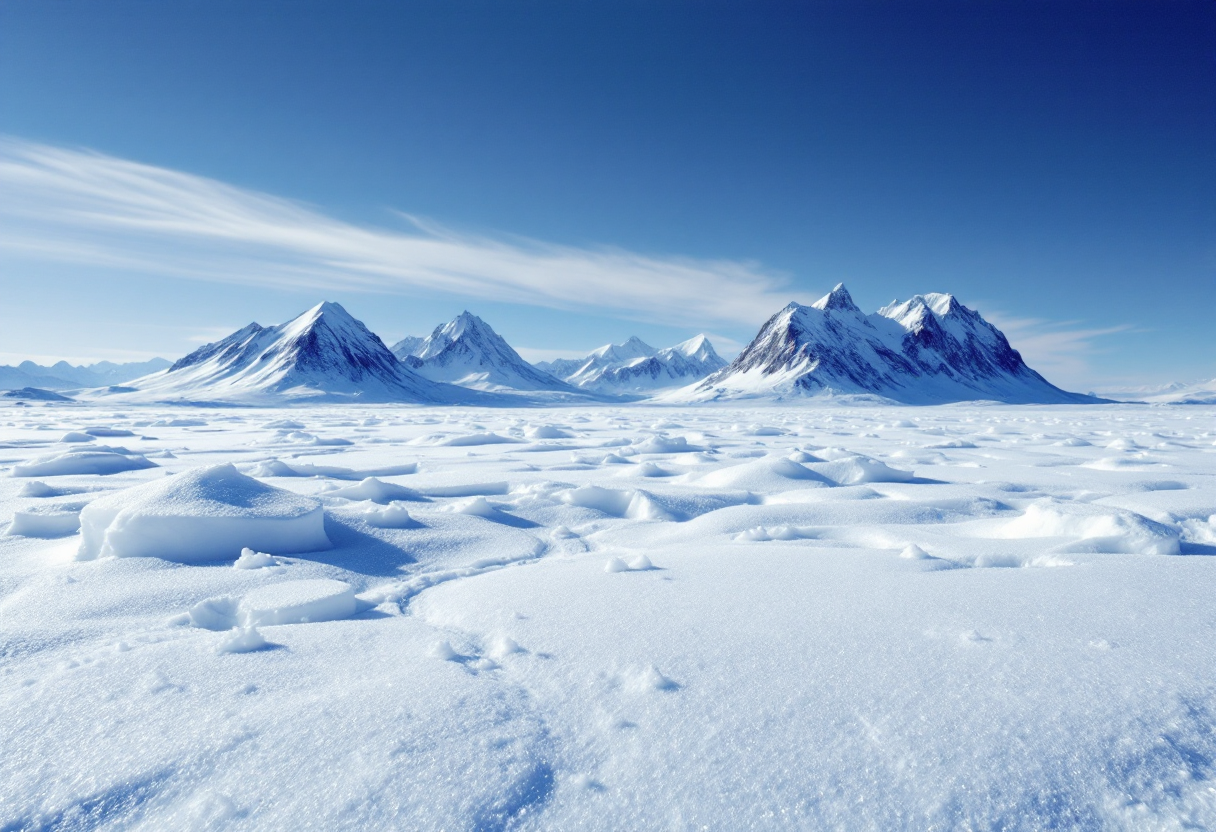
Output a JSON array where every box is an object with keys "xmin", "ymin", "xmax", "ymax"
[
  {"xmin": 3, "ymin": 289, "xmax": 1121, "ymax": 406},
  {"xmin": 111, "ymin": 302, "xmax": 475, "ymax": 404},
  {"xmin": 669, "ymin": 284, "xmax": 1096, "ymax": 404},
  {"xmin": 537, "ymin": 335, "xmax": 727, "ymax": 393},
  {"xmin": 0, "ymin": 358, "xmax": 170, "ymax": 392}
]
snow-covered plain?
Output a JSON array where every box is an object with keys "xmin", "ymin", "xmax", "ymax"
[{"xmin": 1, "ymin": 400, "xmax": 1214, "ymax": 830}]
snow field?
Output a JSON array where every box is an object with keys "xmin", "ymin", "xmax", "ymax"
[{"xmin": 0, "ymin": 402, "xmax": 1214, "ymax": 829}]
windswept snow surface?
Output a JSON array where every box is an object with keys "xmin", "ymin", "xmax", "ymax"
[{"xmin": 1, "ymin": 400, "xmax": 1215, "ymax": 830}]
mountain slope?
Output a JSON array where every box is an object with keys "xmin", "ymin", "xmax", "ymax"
[
  {"xmin": 114, "ymin": 302, "xmax": 469, "ymax": 403},
  {"xmin": 389, "ymin": 336, "xmax": 426, "ymax": 361},
  {"xmin": 403, "ymin": 312, "xmax": 575, "ymax": 392},
  {"xmin": 670, "ymin": 284, "xmax": 1097, "ymax": 404}
]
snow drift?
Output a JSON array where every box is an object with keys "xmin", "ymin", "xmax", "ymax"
[{"xmin": 77, "ymin": 463, "xmax": 331, "ymax": 562}]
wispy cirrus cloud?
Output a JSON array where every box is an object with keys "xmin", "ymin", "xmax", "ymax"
[
  {"xmin": 0, "ymin": 137, "xmax": 801, "ymax": 327},
  {"xmin": 982, "ymin": 311, "xmax": 1134, "ymax": 388}
]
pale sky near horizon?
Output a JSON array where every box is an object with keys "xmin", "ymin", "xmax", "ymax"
[{"xmin": 0, "ymin": 1, "xmax": 1212, "ymax": 390}]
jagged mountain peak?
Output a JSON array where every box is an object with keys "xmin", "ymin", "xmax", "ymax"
[
  {"xmin": 809, "ymin": 283, "xmax": 861, "ymax": 313},
  {"xmin": 406, "ymin": 312, "xmax": 573, "ymax": 392},
  {"xmin": 588, "ymin": 336, "xmax": 656, "ymax": 362},
  {"xmin": 125, "ymin": 303, "xmax": 459, "ymax": 403},
  {"xmin": 670, "ymin": 334, "xmax": 721, "ymax": 363}
]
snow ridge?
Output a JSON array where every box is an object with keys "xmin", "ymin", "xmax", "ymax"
[{"xmin": 676, "ymin": 284, "xmax": 1097, "ymax": 404}]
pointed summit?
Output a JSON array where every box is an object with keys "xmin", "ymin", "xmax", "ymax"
[
  {"xmin": 810, "ymin": 283, "xmax": 859, "ymax": 313},
  {"xmin": 124, "ymin": 303, "xmax": 459, "ymax": 403},
  {"xmin": 406, "ymin": 312, "xmax": 573, "ymax": 392}
]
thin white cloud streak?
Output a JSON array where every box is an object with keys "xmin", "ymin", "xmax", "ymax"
[
  {"xmin": 983, "ymin": 311, "xmax": 1133, "ymax": 388},
  {"xmin": 0, "ymin": 137, "xmax": 800, "ymax": 326}
]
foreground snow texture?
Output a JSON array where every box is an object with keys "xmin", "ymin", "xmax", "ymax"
[{"xmin": 1, "ymin": 403, "xmax": 1215, "ymax": 830}]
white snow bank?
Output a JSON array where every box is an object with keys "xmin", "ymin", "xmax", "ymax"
[
  {"xmin": 631, "ymin": 434, "xmax": 701, "ymax": 454},
  {"xmin": 238, "ymin": 579, "xmax": 356, "ymax": 626},
  {"xmin": 84, "ymin": 427, "xmax": 136, "ymax": 437},
  {"xmin": 215, "ymin": 626, "xmax": 270, "ymax": 654},
  {"xmin": 59, "ymin": 432, "xmax": 95, "ymax": 443},
  {"xmin": 233, "ymin": 548, "xmax": 279, "ymax": 569},
  {"xmin": 998, "ymin": 499, "xmax": 1180, "ymax": 555},
  {"xmin": 7, "ymin": 508, "xmax": 82, "ymax": 538},
  {"xmin": 247, "ymin": 459, "xmax": 418, "ymax": 480},
  {"xmin": 560, "ymin": 485, "xmax": 675, "ymax": 521},
  {"xmin": 77, "ymin": 463, "xmax": 330, "ymax": 562},
  {"xmin": 12, "ymin": 446, "xmax": 157, "ymax": 477},
  {"xmin": 326, "ymin": 477, "xmax": 424, "ymax": 504},
  {"xmin": 440, "ymin": 433, "xmax": 520, "ymax": 447},
  {"xmin": 697, "ymin": 458, "xmax": 831, "ymax": 491},
  {"xmin": 734, "ymin": 525, "xmax": 818, "ymax": 542},
  {"xmin": 189, "ymin": 579, "xmax": 357, "ymax": 630},
  {"xmin": 524, "ymin": 424, "xmax": 573, "ymax": 439},
  {"xmin": 361, "ymin": 502, "xmax": 418, "ymax": 529},
  {"xmin": 17, "ymin": 481, "xmax": 66, "ymax": 498},
  {"xmin": 215, "ymin": 627, "xmax": 269, "ymax": 651},
  {"xmin": 805, "ymin": 455, "xmax": 914, "ymax": 485}
]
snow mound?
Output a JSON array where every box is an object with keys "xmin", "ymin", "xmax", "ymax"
[
  {"xmin": 326, "ymin": 477, "xmax": 424, "ymax": 504},
  {"xmin": 17, "ymin": 481, "xmax": 65, "ymax": 498},
  {"xmin": 233, "ymin": 548, "xmax": 279, "ymax": 569},
  {"xmin": 631, "ymin": 434, "xmax": 700, "ymax": 454},
  {"xmin": 361, "ymin": 502, "xmax": 418, "ymax": 529},
  {"xmin": 11, "ymin": 445, "xmax": 157, "ymax": 477},
  {"xmin": 7, "ymin": 507, "xmax": 82, "ymax": 538},
  {"xmin": 998, "ymin": 499, "xmax": 1181, "ymax": 555},
  {"xmin": 735, "ymin": 525, "xmax": 818, "ymax": 542},
  {"xmin": 698, "ymin": 458, "xmax": 831, "ymax": 491},
  {"xmin": 441, "ymin": 432, "xmax": 520, "ymax": 447},
  {"xmin": 524, "ymin": 424, "xmax": 573, "ymax": 439},
  {"xmin": 560, "ymin": 485, "xmax": 674, "ymax": 521},
  {"xmin": 216, "ymin": 626, "xmax": 270, "ymax": 654},
  {"xmin": 60, "ymin": 432, "xmax": 95, "ymax": 443},
  {"xmin": 84, "ymin": 427, "xmax": 136, "ymax": 437},
  {"xmin": 805, "ymin": 455, "xmax": 914, "ymax": 485},
  {"xmin": 77, "ymin": 463, "xmax": 330, "ymax": 562},
  {"xmin": 239, "ymin": 579, "xmax": 356, "ymax": 626}
]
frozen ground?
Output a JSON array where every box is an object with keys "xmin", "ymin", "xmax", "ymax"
[{"xmin": 1, "ymin": 401, "xmax": 1214, "ymax": 830}]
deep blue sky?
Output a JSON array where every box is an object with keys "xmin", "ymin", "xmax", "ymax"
[{"xmin": 0, "ymin": 0, "xmax": 1212, "ymax": 388}]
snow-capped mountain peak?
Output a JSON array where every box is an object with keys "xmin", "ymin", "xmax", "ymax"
[
  {"xmin": 404, "ymin": 312, "xmax": 572, "ymax": 392},
  {"xmin": 588, "ymin": 336, "xmax": 656, "ymax": 364},
  {"xmin": 670, "ymin": 334, "xmax": 718, "ymax": 362},
  {"xmin": 810, "ymin": 283, "xmax": 863, "ymax": 314},
  {"xmin": 126, "ymin": 302, "xmax": 456, "ymax": 403}
]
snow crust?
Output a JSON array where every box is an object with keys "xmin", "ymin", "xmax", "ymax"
[{"xmin": 1, "ymin": 400, "xmax": 1215, "ymax": 830}]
